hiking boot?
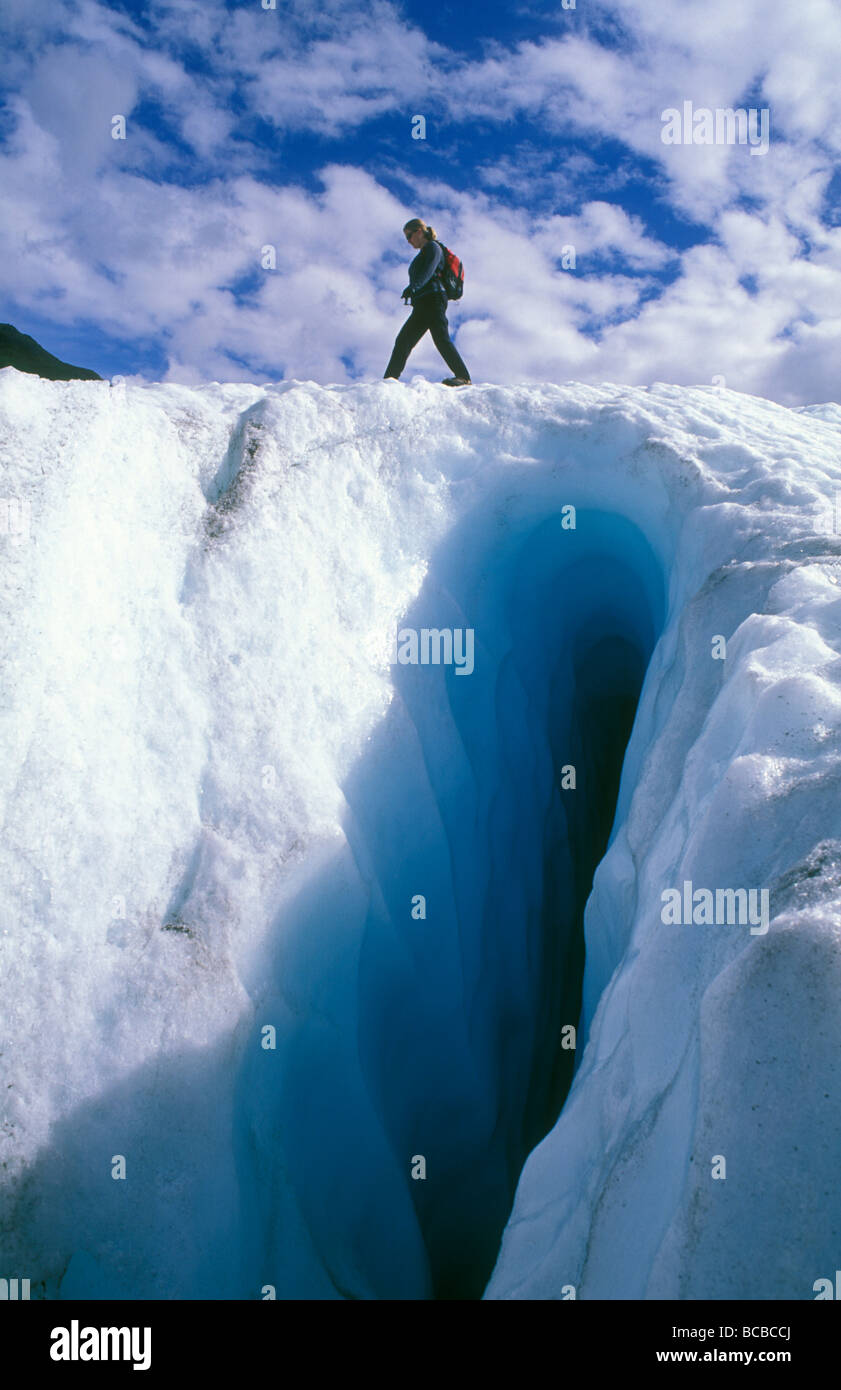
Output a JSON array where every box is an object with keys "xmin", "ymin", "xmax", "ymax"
[{"xmin": 441, "ymin": 377, "xmax": 471, "ymax": 387}]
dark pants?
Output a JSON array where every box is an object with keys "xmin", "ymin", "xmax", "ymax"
[{"xmin": 384, "ymin": 293, "xmax": 470, "ymax": 380}]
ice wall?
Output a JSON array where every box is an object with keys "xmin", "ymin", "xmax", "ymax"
[{"xmin": 0, "ymin": 370, "xmax": 839, "ymax": 1299}]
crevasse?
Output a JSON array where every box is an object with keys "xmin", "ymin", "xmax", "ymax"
[{"xmin": 0, "ymin": 373, "xmax": 839, "ymax": 1300}]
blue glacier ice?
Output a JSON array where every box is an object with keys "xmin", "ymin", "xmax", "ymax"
[{"xmin": 0, "ymin": 370, "xmax": 839, "ymax": 1300}]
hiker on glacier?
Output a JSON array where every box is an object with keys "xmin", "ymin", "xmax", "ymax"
[{"xmin": 383, "ymin": 218, "xmax": 471, "ymax": 386}]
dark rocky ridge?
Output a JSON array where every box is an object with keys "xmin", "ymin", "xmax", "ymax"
[{"xmin": 0, "ymin": 323, "xmax": 101, "ymax": 381}]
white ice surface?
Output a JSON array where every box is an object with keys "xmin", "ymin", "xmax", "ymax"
[{"xmin": 0, "ymin": 369, "xmax": 839, "ymax": 1299}]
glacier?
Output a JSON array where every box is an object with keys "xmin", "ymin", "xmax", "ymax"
[{"xmin": 0, "ymin": 368, "xmax": 840, "ymax": 1300}]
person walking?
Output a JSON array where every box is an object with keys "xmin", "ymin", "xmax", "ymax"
[{"xmin": 384, "ymin": 219, "xmax": 471, "ymax": 385}]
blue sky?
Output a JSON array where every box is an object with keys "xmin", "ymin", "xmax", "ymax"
[{"xmin": 1, "ymin": 0, "xmax": 840, "ymax": 402}]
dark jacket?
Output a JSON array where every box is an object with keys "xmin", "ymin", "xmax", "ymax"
[{"xmin": 402, "ymin": 240, "xmax": 445, "ymax": 304}]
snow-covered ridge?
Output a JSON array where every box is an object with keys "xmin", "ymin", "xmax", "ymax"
[{"xmin": 0, "ymin": 370, "xmax": 839, "ymax": 1299}]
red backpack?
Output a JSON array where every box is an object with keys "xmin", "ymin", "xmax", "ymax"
[{"xmin": 434, "ymin": 241, "xmax": 464, "ymax": 300}]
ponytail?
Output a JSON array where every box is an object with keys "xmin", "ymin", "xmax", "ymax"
[{"xmin": 403, "ymin": 217, "xmax": 438, "ymax": 241}]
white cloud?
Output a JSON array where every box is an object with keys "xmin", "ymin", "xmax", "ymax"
[{"xmin": 0, "ymin": 0, "xmax": 839, "ymax": 403}]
